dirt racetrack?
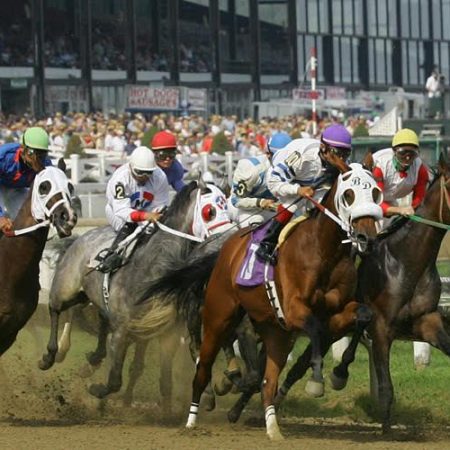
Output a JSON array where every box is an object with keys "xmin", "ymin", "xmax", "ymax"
[{"xmin": 1, "ymin": 309, "xmax": 450, "ymax": 450}]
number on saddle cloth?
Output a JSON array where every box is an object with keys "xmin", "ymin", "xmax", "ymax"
[{"xmin": 236, "ymin": 222, "xmax": 275, "ymax": 287}]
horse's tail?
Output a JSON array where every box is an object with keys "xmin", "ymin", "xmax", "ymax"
[{"xmin": 136, "ymin": 249, "xmax": 220, "ymax": 327}]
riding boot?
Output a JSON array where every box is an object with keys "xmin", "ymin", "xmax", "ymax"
[
  {"xmin": 96, "ymin": 222, "xmax": 137, "ymax": 273},
  {"xmin": 255, "ymin": 220, "xmax": 285, "ymax": 264}
]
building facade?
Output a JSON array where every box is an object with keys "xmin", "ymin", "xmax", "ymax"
[{"xmin": 0, "ymin": 0, "xmax": 448, "ymax": 117}]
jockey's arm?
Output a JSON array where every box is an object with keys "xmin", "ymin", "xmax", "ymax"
[{"xmin": 411, "ymin": 164, "xmax": 430, "ymax": 209}]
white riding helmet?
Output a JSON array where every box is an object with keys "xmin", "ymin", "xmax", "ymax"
[{"xmin": 130, "ymin": 146, "xmax": 157, "ymax": 175}]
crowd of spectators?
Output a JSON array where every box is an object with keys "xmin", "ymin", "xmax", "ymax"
[{"xmin": 0, "ymin": 111, "xmax": 373, "ymax": 161}]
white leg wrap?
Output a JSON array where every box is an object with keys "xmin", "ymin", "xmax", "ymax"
[
  {"xmin": 265, "ymin": 405, "xmax": 283, "ymax": 439},
  {"xmin": 186, "ymin": 402, "xmax": 199, "ymax": 428}
]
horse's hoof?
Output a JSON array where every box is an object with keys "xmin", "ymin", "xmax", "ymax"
[
  {"xmin": 54, "ymin": 352, "xmax": 67, "ymax": 363},
  {"xmin": 89, "ymin": 383, "xmax": 109, "ymax": 399},
  {"xmin": 305, "ymin": 379, "xmax": 324, "ymax": 397},
  {"xmin": 227, "ymin": 407, "xmax": 241, "ymax": 423},
  {"xmin": 202, "ymin": 392, "xmax": 216, "ymax": 412},
  {"xmin": 214, "ymin": 375, "xmax": 233, "ymax": 396},
  {"xmin": 86, "ymin": 351, "xmax": 105, "ymax": 366},
  {"xmin": 267, "ymin": 430, "xmax": 284, "ymax": 441},
  {"xmin": 330, "ymin": 372, "xmax": 348, "ymax": 391},
  {"xmin": 38, "ymin": 356, "xmax": 54, "ymax": 371}
]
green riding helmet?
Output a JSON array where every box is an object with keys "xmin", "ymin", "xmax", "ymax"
[{"xmin": 21, "ymin": 127, "xmax": 50, "ymax": 151}]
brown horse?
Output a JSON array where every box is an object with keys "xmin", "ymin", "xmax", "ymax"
[
  {"xmin": 354, "ymin": 152, "xmax": 450, "ymax": 433},
  {"xmin": 141, "ymin": 157, "xmax": 383, "ymax": 439},
  {"xmin": 0, "ymin": 165, "xmax": 77, "ymax": 356}
]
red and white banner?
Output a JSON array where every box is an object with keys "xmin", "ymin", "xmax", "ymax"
[
  {"xmin": 187, "ymin": 88, "xmax": 207, "ymax": 110},
  {"xmin": 127, "ymin": 86, "xmax": 180, "ymax": 110},
  {"xmin": 325, "ymin": 86, "xmax": 346, "ymax": 100}
]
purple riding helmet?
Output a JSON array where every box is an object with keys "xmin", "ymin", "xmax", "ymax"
[{"xmin": 321, "ymin": 124, "xmax": 352, "ymax": 156}]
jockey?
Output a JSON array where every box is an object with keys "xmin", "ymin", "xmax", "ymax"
[
  {"xmin": 99, "ymin": 146, "xmax": 170, "ymax": 271},
  {"xmin": 372, "ymin": 128, "xmax": 429, "ymax": 225},
  {"xmin": 229, "ymin": 132, "xmax": 292, "ymax": 227},
  {"xmin": 151, "ymin": 130, "xmax": 186, "ymax": 192},
  {"xmin": 0, "ymin": 126, "xmax": 52, "ymax": 234},
  {"xmin": 256, "ymin": 124, "xmax": 352, "ymax": 263}
]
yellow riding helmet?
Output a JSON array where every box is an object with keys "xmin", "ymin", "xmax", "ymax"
[{"xmin": 392, "ymin": 128, "xmax": 419, "ymax": 149}]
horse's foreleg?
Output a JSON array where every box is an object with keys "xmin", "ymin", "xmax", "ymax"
[
  {"xmin": 329, "ymin": 302, "xmax": 372, "ymax": 390},
  {"xmin": 55, "ymin": 309, "xmax": 74, "ymax": 363},
  {"xmin": 187, "ymin": 306, "xmax": 239, "ymax": 429},
  {"xmin": 413, "ymin": 311, "xmax": 450, "ymax": 355},
  {"xmin": 258, "ymin": 326, "xmax": 293, "ymax": 441},
  {"xmin": 89, "ymin": 325, "xmax": 129, "ymax": 399},
  {"xmin": 122, "ymin": 339, "xmax": 149, "ymax": 406},
  {"xmin": 371, "ymin": 320, "xmax": 394, "ymax": 434},
  {"xmin": 39, "ymin": 293, "xmax": 88, "ymax": 370},
  {"xmin": 86, "ymin": 311, "xmax": 109, "ymax": 366}
]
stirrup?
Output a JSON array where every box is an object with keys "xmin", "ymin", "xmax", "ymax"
[
  {"xmin": 255, "ymin": 242, "xmax": 277, "ymax": 264},
  {"xmin": 96, "ymin": 252, "xmax": 123, "ymax": 273}
]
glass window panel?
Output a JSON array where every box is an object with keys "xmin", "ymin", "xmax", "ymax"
[
  {"xmin": 368, "ymin": 1, "xmax": 376, "ymax": 36},
  {"xmin": 440, "ymin": 43, "xmax": 449, "ymax": 86},
  {"xmin": 432, "ymin": 1, "xmax": 442, "ymax": 39},
  {"xmin": 235, "ymin": 0, "xmax": 251, "ymax": 68},
  {"xmin": 418, "ymin": 42, "xmax": 424, "ymax": 84},
  {"xmin": 386, "ymin": 39, "xmax": 392, "ymax": 84},
  {"xmin": 352, "ymin": 38, "xmax": 359, "ymax": 83},
  {"xmin": 368, "ymin": 39, "xmax": 375, "ymax": 83},
  {"xmin": 377, "ymin": 0, "xmax": 388, "ymax": 37},
  {"xmin": 410, "ymin": 0, "xmax": 420, "ymax": 38},
  {"xmin": 307, "ymin": 0, "xmax": 319, "ymax": 33},
  {"xmin": 400, "ymin": 0, "xmax": 410, "ymax": 38},
  {"xmin": 136, "ymin": 0, "xmax": 169, "ymax": 71},
  {"xmin": 43, "ymin": 0, "xmax": 80, "ymax": 69},
  {"xmin": 375, "ymin": 39, "xmax": 385, "ymax": 84},
  {"xmin": 402, "ymin": 40, "xmax": 408, "ymax": 84},
  {"xmin": 443, "ymin": 1, "xmax": 450, "ymax": 39},
  {"xmin": 0, "ymin": 1, "xmax": 33, "ymax": 67},
  {"xmin": 332, "ymin": 0, "xmax": 342, "ymax": 34},
  {"xmin": 343, "ymin": 0, "xmax": 353, "ymax": 35},
  {"xmin": 319, "ymin": 0, "xmax": 329, "ymax": 33},
  {"xmin": 297, "ymin": 35, "xmax": 306, "ymax": 83},
  {"xmin": 297, "ymin": 0, "xmax": 307, "ymax": 32},
  {"xmin": 260, "ymin": 2, "xmax": 289, "ymax": 74},
  {"xmin": 316, "ymin": 37, "xmax": 324, "ymax": 82},
  {"xmin": 408, "ymin": 41, "xmax": 418, "ymax": 84},
  {"xmin": 179, "ymin": 0, "xmax": 212, "ymax": 73},
  {"xmin": 388, "ymin": 1, "xmax": 397, "ymax": 37},
  {"xmin": 92, "ymin": 0, "xmax": 127, "ymax": 70},
  {"xmin": 333, "ymin": 36, "xmax": 341, "ymax": 82},
  {"xmin": 420, "ymin": 0, "xmax": 429, "ymax": 38},
  {"xmin": 341, "ymin": 37, "xmax": 351, "ymax": 82},
  {"xmin": 354, "ymin": 0, "xmax": 364, "ymax": 35}
]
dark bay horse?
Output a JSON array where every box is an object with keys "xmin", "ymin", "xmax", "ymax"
[
  {"xmin": 355, "ymin": 152, "xmax": 450, "ymax": 432},
  {"xmin": 0, "ymin": 166, "xmax": 77, "ymax": 356},
  {"xmin": 141, "ymin": 159, "xmax": 383, "ymax": 439},
  {"xmin": 39, "ymin": 180, "xmax": 231, "ymax": 409}
]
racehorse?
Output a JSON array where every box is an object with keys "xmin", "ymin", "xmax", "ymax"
[
  {"xmin": 39, "ymin": 180, "xmax": 231, "ymax": 410},
  {"xmin": 140, "ymin": 158, "xmax": 383, "ymax": 439},
  {"xmin": 355, "ymin": 152, "xmax": 450, "ymax": 433},
  {"xmin": 0, "ymin": 165, "xmax": 77, "ymax": 356}
]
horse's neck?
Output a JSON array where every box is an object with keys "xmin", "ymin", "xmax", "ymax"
[
  {"xmin": 316, "ymin": 183, "xmax": 344, "ymax": 248},
  {"xmin": 4, "ymin": 198, "xmax": 49, "ymax": 268}
]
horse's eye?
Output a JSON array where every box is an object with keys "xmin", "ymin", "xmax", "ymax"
[
  {"xmin": 372, "ymin": 188, "xmax": 382, "ymax": 204},
  {"xmin": 343, "ymin": 189, "xmax": 355, "ymax": 207},
  {"xmin": 38, "ymin": 180, "xmax": 52, "ymax": 196},
  {"xmin": 68, "ymin": 182, "xmax": 75, "ymax": 195}
]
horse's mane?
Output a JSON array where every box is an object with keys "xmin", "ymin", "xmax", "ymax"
[{"xmin": 161, "ymin": 181, "xmax": 198, "ymax": 227}]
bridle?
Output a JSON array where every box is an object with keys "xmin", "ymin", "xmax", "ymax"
[{"xmin": 439, "ymin": 175, "xmax": 450, "ymax": 224}]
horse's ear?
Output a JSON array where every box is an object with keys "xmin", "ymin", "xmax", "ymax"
[
  {"xmin": 218, "ymin": 178, "xmax": 231, "ymax": 197},
  {"xmin": 197, "ymin": 172, "xmax": 208, "ymax": 192},
  {"xmin": 361, "ymin": 151, "xmax": 374, "ymax": 171},
  {"xmin": 57, "ymin": 158, "xmax": 67, "ymax": 173},
  {"xmin": 438, "ymin": 151, "xmax": 450, "ymax": 176}
]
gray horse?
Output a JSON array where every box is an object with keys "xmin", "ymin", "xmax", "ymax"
[{"xmin": 39, "ymin": 180, "xmax": 227, "ymax": 409}]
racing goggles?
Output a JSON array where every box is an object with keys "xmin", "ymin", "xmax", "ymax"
[
  {"xmin": 27, "ymin": 148, "xmax": 49, "ymax": 158},
  {"xmin": 132, "ymin": 167, "xmax": 155, "ymax": 177},
  {"xmin": 395, "ymin": 147, "xmax": 419, "ymax": 159},
  {"xmin": 154, "ymin": 150, "xmax": 176, "ymax": 161},
  {"xmin": 324, "ymin": 143, "xmax": 351, "ymax": 160}
]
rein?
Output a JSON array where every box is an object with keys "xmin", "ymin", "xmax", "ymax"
[
  {"xmin": 303, "ymin": 194, "xmax": 349, "ymax": 232},
  {"xmin": 156, "ymin": 221, "xmax": 204, "ymax": 243},
  {"xmin": 3, "ymin": 220, "xmax": 50, "ymax": 237}
]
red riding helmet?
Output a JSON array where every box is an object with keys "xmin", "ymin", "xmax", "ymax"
[{"xmin": 151, "ymin": 130, "xmax": 177, "ymax": 150}]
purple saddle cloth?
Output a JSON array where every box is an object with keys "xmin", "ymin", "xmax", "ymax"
[{"xmin": 236, "ymin": 222, "xmax": 275, "ymax": 287}]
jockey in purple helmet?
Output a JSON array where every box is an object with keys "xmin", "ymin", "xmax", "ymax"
[{"xmin": 256, "ymin": 124, "xmax": 352, "ymax": 263}]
